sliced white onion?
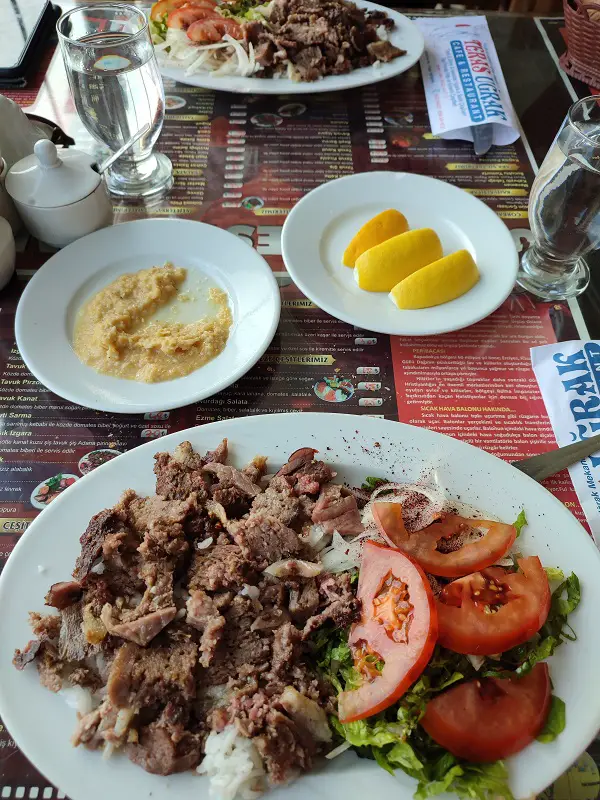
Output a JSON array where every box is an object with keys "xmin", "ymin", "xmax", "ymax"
[
  {"xmin": 361, "ymin": 483, "xmax": 447, "ymax": 534},
  {"xmin": 325, "ymin": 741, "xmax": 352, "ymax": 760},
  {"xmin": 102, "ymin": 742, "xmax": 115, "ymax": 760},
  {"xmin": 304, "ymin": 524, "xmax": 331, "ymax": 553},
  {"xmin": 196, "ymin": 537, "xmax": 214, "ymax": 550},
  {"xmin": 241, "ymin": 583, "xmax": 260, "ymax": 600},
  {"xmin": 466, "ymin": 654, "xmax": 485, "ymax": 671},
  {"xmin": 114, "ymin": 707, "xmax": 135, "ymax": 738},
  {"xmin": 264, "ymin": 559, "xmax": 322, "ymax": 578},
  {"xmin": 59, "ymin": 686, "xmax": 94, "ymax": 715},
  {"xmin": 320, "ymin": 531, "xmax": 362, "ymax": 573}
]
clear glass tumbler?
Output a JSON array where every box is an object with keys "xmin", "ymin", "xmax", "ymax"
[
  {"xmin": 57, "ymin": 4, "xmax": 173, "ymax": 199},
  {"xmin": 517, "ymin": 96, "xmax": 600, "ymax": 300}
]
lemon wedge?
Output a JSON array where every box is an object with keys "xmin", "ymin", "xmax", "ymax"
[
  {"xmin": 343, "ymin": 209, "xmax": 409, "ymax": 268},
  {"xmin": 390, "ymin": 249, "xmax": 480, "ymax": 309},
  {"xmin": 354, "ymin": 228, "xmax": 443, "ymax": 292}
]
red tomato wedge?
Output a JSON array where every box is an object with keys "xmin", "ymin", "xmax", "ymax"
[
  {"xmin": 151, "ymin": 0, "xmax": 215, "ymax": 22},
  {"xmin": 167, "ymin": 5, "xmax": 218, "ymax": 29},
  {"xmin": 338, "ymin": 541, "xmax": 437, "ymax": 724},
  {"xmin": 372, "ymin": 503, "xmax": 516, "ymax": 578},
  {"xmin": 421, "ymin": 662, "xmax": 551, "ymax": 762},
  {"xmin": 436, "ymin": 555, "xmax": 551, "ymax": 655}
]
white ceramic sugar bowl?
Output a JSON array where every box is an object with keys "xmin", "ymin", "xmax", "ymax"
[{"xmin": 5, "ymin": 140, "xmax": 113, "ymax": 249}]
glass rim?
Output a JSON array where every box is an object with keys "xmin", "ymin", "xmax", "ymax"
[
  {"xmin": 56, "ymin": 3, "xmax": 149, "ymax": 48},
  {"xmin": 568, "ymin": 95, "xmax": 600, "ymax": 147}
]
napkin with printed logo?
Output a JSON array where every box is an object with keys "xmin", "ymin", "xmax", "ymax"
[
  {"xmin": 415, "ymin": 16, "xmax": 520, "ymax": 147},
  {"xmin": 531, "ymin": 341, "xmax": 600, "ymax": 541}
]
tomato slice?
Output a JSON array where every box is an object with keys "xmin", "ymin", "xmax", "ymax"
[
  {"xmin": 338, "ymin": 541, "xmax": 437, "ymax": 724},
  {"xmin": 150, "ymin": 0, "xmax": 185, "ymax": 21},
  {"xmin": 421, "ymin": 662, "xmax": 551, "ymax": 761},
  {"xmin": 372, "ymin": 503, "xmax": 516, "ymax": 578},
  {"xmin": 437, "ymin": 556, "xmax": 550, "ymax": 655}
]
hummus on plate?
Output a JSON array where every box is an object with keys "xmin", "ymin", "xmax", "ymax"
[{"xmin": 73, "ymin": 264, "xmax": 232, "ymax": 383}]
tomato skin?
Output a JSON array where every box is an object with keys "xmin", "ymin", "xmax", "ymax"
[
  {"xmin": 338, "ymin": 541, "xmax": 438, "ymax": 724},
  {"xmin": 372, "ymin": 502, "xmax": 516, "ymax": 578},
  {"xmin": 421, "ymin": 663, "xmax": 551, "ymax": 762},
  {"xmin": 167, "ymin": 5, "xmax": 218, "ymax": 29},
  {"xmin": 187, "ymin": 16, "xmax": 243, "ymax": 41},
  {"xmin": 151, "ymin": 0, "xmax": 216, "ymax": 20},
  {"xmin": 437, "ymin": 556, "xmax": 550, "ymax": 655}
]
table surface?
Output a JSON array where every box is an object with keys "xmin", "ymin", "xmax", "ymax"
[{"xmin": 1, "ymin": 6, "xmax": 600, "ymax": 800}]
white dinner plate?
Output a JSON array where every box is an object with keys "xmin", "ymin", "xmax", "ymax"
[
  {"xmin": 15, "ymin": 219, "xmax": 280, "ymax": 413},
  {"xmin": 158, "ymin": 2, "xmax": 424, "ymax": 94},
  {"xmin": 0, "ymin": 413, "xmax": 599, "ymax": 800},
  {"xmin": 281, "ymin": 172, "xmax": 519, "ymax": 336}
]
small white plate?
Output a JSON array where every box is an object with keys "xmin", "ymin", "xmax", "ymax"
[
  {"xmin": 15, "ymin": 219, "xmax": 280, "ymax": 413},
  {"xmin": 281, "ymin": 172, "xmax": 519, "ymax": 336},
  {"xmin": 158, "ymin": 2, "xmax": 424, "ymax": 94},
  {"xmin": 1, "ymin": 413, "xmax": 599, "ymax": 800}
]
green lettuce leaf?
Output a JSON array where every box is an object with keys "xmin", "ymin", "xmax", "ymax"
[
  {"xmin": 332, "ymin": 716, "xmax": 407, "ymax": 749},
  {"xmin": 544, "ymin": 567, "xmax": 565, "ymax": 583},
  {"xmin": 537, "ymin": 696, "xmax": 566, "ymax": 743},
  {"xmin": 310, "ymin": 566, "xmax": 578, "ymax": 800},
  {"xmin": 482, "ymin": 571, "xmax": 581, "ymax": 678},
  {"xmin": 387, "ymin": 740, "xmax": 425, "ymax": 776},
  {"xmin": 550, "ymin": 572, "xmax": 581, "ymax": 619},
  {"xmin": 361, "ymin": 476, "xmax": 387, "ymax": 490},
  {"xmin": 149, "ymin": 17, "xmax": 167, "ymax": 43},
  {"xmin": 512, "ymin": 509, "xmax": 527, "ymax": 537},
  {"xmin": 427, "ymin": 761, "xmax": 513, "ymax": 800}
]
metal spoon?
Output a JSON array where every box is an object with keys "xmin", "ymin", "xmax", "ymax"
[
  {"xmin": 472, "ymin": 123, "xmax": 494, "ymax": 156},
  {"xmin": 94, "ymin": 124, "xmax": 151, "ymax": 175},
  {"xmin": 511, "ymin": 433, "xmax": 600, "ymax": 482}
]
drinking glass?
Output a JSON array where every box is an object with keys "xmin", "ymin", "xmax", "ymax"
[
  {"xmin": 516, "ymin": 96, "xmax": 600, "ymax": 300},
  {"xmin": 57, "ymin": 4, "xmax": 173, "ymax": 199}
]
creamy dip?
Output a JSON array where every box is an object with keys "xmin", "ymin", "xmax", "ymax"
[{"xmin": 73, "ymin": 264, "xmax": 232, "ymax": 383}]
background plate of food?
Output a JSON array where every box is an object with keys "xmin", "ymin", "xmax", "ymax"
[
  {"xmin": 282, "ymin": 171, "xmax": 519, "ymax": 336},
  {"xmin": 153, "ymin": 0, "xmax": 425, "ymax": 93},
  {"xmin": 15, "ymin": 219, "xmax": 280, "ymax": 413},
  {"xmin": 0, "ymin": 413, "xmax": 599, "ymax": 800}
]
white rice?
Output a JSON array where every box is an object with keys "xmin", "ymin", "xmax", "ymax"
[{"xmin": 198, "ymin": 725, "xmax": 266, "ymax": 800}]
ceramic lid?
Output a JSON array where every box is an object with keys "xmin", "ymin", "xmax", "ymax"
[{"xmin": 5, "ymin": 140, "xmax": 101, "ymax": 209}]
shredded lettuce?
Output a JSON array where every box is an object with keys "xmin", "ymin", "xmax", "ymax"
[
  {"xmin": 537, "ymin": 695, "xmax": 566, "ymax": 743},
  {"xmin": 150, "ymin": 16, "xmax": 168, "ymax": 44},
  {"xmin": 482, "ymin": 572, "xmax": 581, "ymax": 678},
  {"xmin": 361, "ymin": 475, "xmax": 387, "ymax": 490},
  {"xmin": 311, "ymin": 568, "xmax": 581, "ymax": 800},
  {"xmin": 544, "ymin": 566, "xmax": 565, "ymax": 583},
  {"xmin": 309, "ymin": 488, "xmax": 580, "ymax": 800},
  {"xmin": 512, "ymin": 509, "xmax": 527, "ymax": 537},
  {"xmin": 219, "ymin": 0, "xmax": 270, "ymax": 20}
]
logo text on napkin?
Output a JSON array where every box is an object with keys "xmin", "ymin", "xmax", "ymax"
[{"xmin": 450, "ymin": 39, "xmax": 507, "ymax": 123}]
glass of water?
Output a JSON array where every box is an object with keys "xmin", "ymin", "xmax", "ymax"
[
  {"xmin": 517, "ymin": 96, "xmax": 600, "ymax": 300},
  {"xmin": 57, "ymin": 4, "xmax": 172, "ymax": 199}
]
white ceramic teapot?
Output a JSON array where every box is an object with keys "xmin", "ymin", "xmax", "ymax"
[
  {"xmin": 5, "ymin": 140, "xmax": 113, "ymax": 248},
  {"xmin": 0, "ymin": 95, "xmax": 49, "ymax": 170}
]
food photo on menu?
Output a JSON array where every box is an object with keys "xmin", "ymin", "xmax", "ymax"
[{"xmin": 1, "ymin": 2, "xmax": 600, "ymax": 800}]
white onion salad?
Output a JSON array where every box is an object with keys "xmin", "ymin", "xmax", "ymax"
[{"xmin": 155, "ymin": 29, "xmax": 261, "ymax": 77}]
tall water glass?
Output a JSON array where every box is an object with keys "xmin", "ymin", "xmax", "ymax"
[
  {"xmin": 516, "ymin": 97, "xmax": 600, "ymax": 300},
  {"xmin": 57, "ymin": 4, "xmax": 172, "ymax": 199}
]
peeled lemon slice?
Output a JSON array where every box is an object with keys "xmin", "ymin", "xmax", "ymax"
[
  {"xmin": 390, "ymin": 249, "xmax": 480, "ymax": 309},
  {"xmin": 354, "ymin": 228, "xmax": 442, "ymax": 292},
  {"xmin": 343, "ymin": 209, "xmax": 408, "ymax": 268}
]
